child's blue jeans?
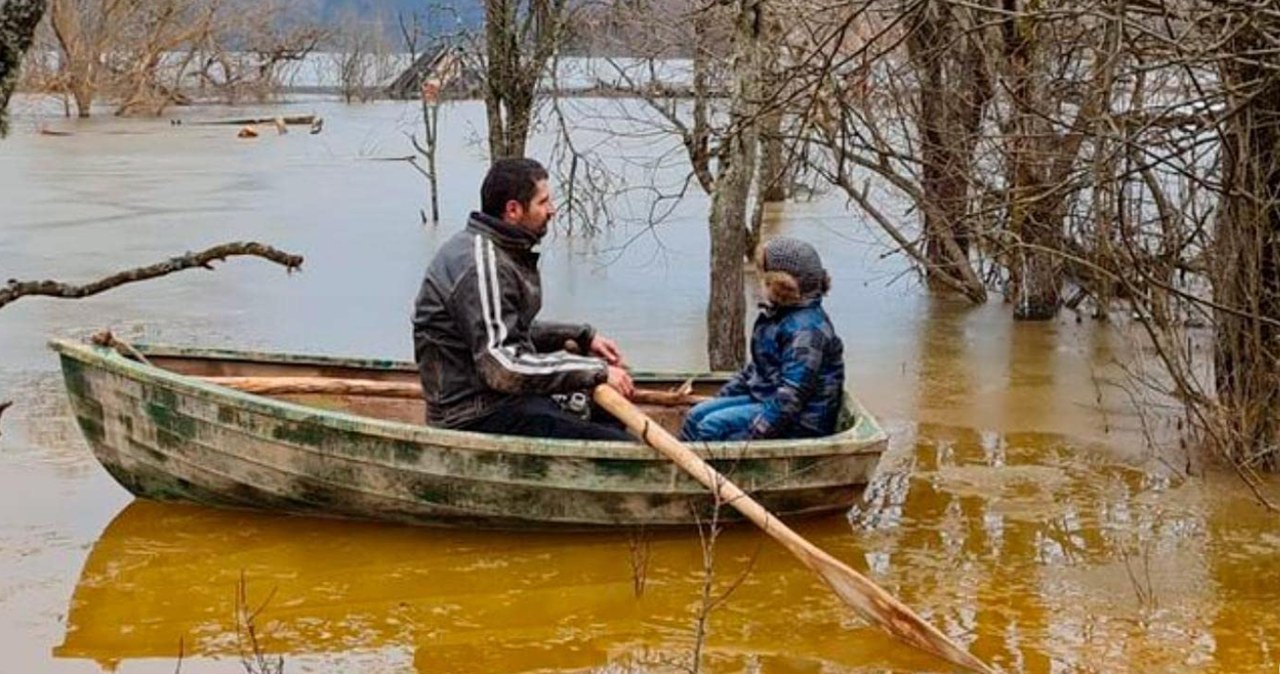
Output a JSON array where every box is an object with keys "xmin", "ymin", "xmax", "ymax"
[{"xmin": 679, "ymin": 395, "xmax": 763, "ymax": 442}]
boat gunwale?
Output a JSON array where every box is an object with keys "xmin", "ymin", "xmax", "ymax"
[{"xmin": 49, "ymin": 338, "xmax": 888, "ymax": 460}]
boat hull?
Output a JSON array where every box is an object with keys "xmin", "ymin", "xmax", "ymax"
[{"xmin": 51, "ymin": 339, "xmax": 887, "ymax": 529}]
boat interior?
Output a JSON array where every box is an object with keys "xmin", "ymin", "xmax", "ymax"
[{"xmin": 142, "ymin": 350, "xmax": 726, "ymax": 435}]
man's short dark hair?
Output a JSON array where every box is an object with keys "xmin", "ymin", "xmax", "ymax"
[{"xmin": 481, "ymin": 158, "xmax": 549, "ymax": 218}]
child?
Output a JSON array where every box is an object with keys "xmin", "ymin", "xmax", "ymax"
[{"xmin": 680, "ymin": 237, "xmax": 845, "ymax": 442}]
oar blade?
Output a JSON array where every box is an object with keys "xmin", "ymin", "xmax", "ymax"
[{"xmin": 812, "ymin": 556, "xmax": 996, "ymax": 674}]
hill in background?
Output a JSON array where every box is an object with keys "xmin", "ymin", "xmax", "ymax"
[{"xmin": 317, "ymin": 0, "xmax": 484, "ymax": 38}]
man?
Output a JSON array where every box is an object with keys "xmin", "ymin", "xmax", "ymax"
[{"xmin": 412, "ymin": 158, "xmax": 635, "ymax": 440}]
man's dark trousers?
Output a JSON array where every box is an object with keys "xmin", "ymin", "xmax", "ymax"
[{"xmin": 458, "ymin": 395, "xmax": 632, "ymax": 441}]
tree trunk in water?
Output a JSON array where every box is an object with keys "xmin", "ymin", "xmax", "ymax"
[
  {"xmin": 706, "ymin": 0, "xmax": 762, "ymax": 371},
  {"xmin": 1214, "ymin": 34, "xmax": 1280, "ymax": 469},
  {"xmin": 485, "ymin": 96, "xmax": 507, "ymax": 157},
  {"xmin": 504, "ymin": 91, "xmax": 532, "ymax": 159},
  {"xmin": 757, "ymin": 9, "xmax": 787, "ymax": 203},
  {"xmin": 482, "ymin": 0, "xmax": 560, "ymax": 160},
  {"xmin": 484, "ymin": 0, "xmax": 512, "ymax": 158},
  {"xmin": 687, "ymin": 9, "xmax": 714, "ymax": 194},
  {"xmin": 1009, "ymin": 211, "xmax": 1061, "ymax": 320},
  {"xmin": 48, "ymin": 0, "xmax": 97, "ymax": 119},
  {"xmin": 426, "ymin": 105, "xmax": 441, "ymax": 223},
  {"xmin": 0, "ymin": 0, "xmax": 48, "ymax": 136},
  {"xmin": 71, "ymin": 82, "xmax": 92, "ymax": 117},
  {"xmin": 759, "ymin": 112, "xmax": 787, "ymax": 202},
  {"xmin": 1003, "ymin": 0, "xmax": 1060, "ymax": 320},
  {"xmin": 905, "ymin": 1, "xmax": 989, "ymax": 303}
]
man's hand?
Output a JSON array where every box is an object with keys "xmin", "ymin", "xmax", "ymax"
[
  {"xmin": 606, "ymin": 365, "xmax": 635, "ymax": 398},
  {"xmin": 590, "ymin": 334, "xmax": 625, "ymax": 366}
]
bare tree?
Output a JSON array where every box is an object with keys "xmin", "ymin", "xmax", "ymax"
[
  {"xmin": 790, "ymin": 2, "xmax": 993, "ymax": 302},
  {"xmin": 46, "ymin": 0, "xmax": 120, "ymax": 117},
  {"xmin": 1211, "ymin": 6, "xmax": 1280, "ymax": 471},
  {"xmin": 0, "ymin": 0, "xmax": 47, "ymax": 135},
  {"xmin": 756, "ymin": 4, "xmax": 792, "ymax": 204},
  {"xmin": 329, "ymin": 11, "xmax": 393, "ymax": 104},
  {"xmin": 400, "ymin": 9, "xmax": 459, "ymax": 224},
  {"xmin": 576, "ymin": 0, "xmax": 762, "ymax": 369},
  {"xmin": 904, "ymin": 0, "xmax": 993, "ymax": 301},
  {"xmin": 110, "ymin": 0, "xmax": 222, "ymax": 116},
  {"xmin": 186, "ymin": 2, "xmax": 324, "ymax": 106},
  {"xmin": 704, "ymin": 0, "xmax": 764, "ymax": 370},
  {"xmin": 481, "ymin": 0, "xmax": 568, "ymax": 158},
  {"xmin": 40, "ymin": 0, "xmax": 323, "ymax": 115}
]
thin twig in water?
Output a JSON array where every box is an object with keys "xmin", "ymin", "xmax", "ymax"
[
  {"xmin": 236, "ymin": 571, "xmax": 283, "ymax": 674},
  {"xmin": 0, "ymin": 242, "xmax": 303, "ymax": 310},
  {"xmin": 1120, "ymin": 541, "xmax": 1158, "ymax": 611},
  {"xmin": 628, "ymin": 525, "xmax": 652, "ymax": 598},
  {"xmin": 686, "ymin": 469, "xmax": 760, "ymax": 674}
]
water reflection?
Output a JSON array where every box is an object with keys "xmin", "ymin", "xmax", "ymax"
[
  {"xmin": 56, "ymin": 501, "xmax": 954, "ymax": 674},
  {"xmin": 853, "ymin": 424, "xmax": 1280, "ymax": 674},
  {"xmin": 56, "ymin": 429, "xmax": 1280, "ymax": 674}
]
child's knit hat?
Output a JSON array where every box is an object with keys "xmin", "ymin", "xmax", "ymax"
[{"xmin": 762, "ymin": 237, "xmax": 827, "ymax": 294}]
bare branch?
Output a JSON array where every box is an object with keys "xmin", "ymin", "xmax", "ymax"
[{"xmin": 0, "ymin": 242, "xmax": 303, "ymax": 310}]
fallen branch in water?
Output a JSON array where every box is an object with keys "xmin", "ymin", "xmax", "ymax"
[
  {"xmin": 0, "ymin": 242, "xmax": 304, "ymax": 310},
  {"xmin": 197, "ymin": 114, "xmax": 316, "ymax": 126}
]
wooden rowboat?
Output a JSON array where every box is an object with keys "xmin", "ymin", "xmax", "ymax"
[{"xmin": 50, "ymin": 338, "xmax": 887, "ymax": 529}]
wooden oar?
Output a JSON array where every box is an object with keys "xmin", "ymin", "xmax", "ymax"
[
  {"xmin": 593, "ymin": 385, "xmax": 996, "ymax": 674},
  {"xmin": 201, "ymin": 376, "xmax": 709, "ymax": 407}
]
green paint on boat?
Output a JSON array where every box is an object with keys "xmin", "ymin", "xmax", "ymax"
[
  {"xmin": 144, "ymin": 388, "xmax": 197, "ymax": 450},
  {"xmin": 392, "ymin": 439, "xmax": 421, "ymax": 464},
  {"xmin": 75, "ymin": 414, "xmax": 106, "ymax": 445},
  {"xmin": 61, "ymin": 357, "xmax": 93, "ymax": 401},
  {"xmin": 292, "ymin": 479, "xmax": 339, "ymax": 508},
  {"xmin": 271, "ymin": 420, "xmax": 328, "ymax": 448},
  {"xmin": 507, "ymin": 453, "xmax": 550, "ymax": 480},
  {"xmin": 413, "ymin": 481, "xmax": 451, "ymax": 506},
  {"xmin": 593, "ymin": 458, "xmax": 648, "ymax": 479}
]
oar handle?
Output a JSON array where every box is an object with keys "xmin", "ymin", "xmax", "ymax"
[{"xmin": 595, "ymin": 386, "xmax": 802, "ymax": 549}]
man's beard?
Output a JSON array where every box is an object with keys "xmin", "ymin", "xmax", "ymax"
[{"xmin": 525, "ymin": 217, "xmax": 550, "ymax": 239}]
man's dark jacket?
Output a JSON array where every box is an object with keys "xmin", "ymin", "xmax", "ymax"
[{"xmin": 412, "ymin": 212, "xmax": 608, "ymax": 428}]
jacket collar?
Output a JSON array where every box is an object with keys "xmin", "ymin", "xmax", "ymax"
[
  {"xmin": 467, "ymin": 211, "xmax": 540, "ymax": 251},
  {"xmin": 759, "ymin": 296, "xmax": 822, "ymax": 318}
]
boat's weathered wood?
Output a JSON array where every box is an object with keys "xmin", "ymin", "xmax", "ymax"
[
  {"xmin": 201, "ymin": 375, "xmax": 711, "ymax": 407},
  {"xmin": 49, "ymin": 338, "xmax": 888, "ymax": 529},
  {"xmin": 202, "ymin": 376, "xmax": 420, "ymax": 397},
  {"xmin": 594, "ymin": 385, "xmax": 995, "ymax": 674}
]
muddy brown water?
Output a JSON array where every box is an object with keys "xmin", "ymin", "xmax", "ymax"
[{"xmin": 1, "ymin": 97, "xmax": 1277, "ymax": 673}]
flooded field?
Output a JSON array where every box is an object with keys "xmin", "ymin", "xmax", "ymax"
[{"xmin": 1, "ymin": 96, "xmax": 1277, "ymax": 673}]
